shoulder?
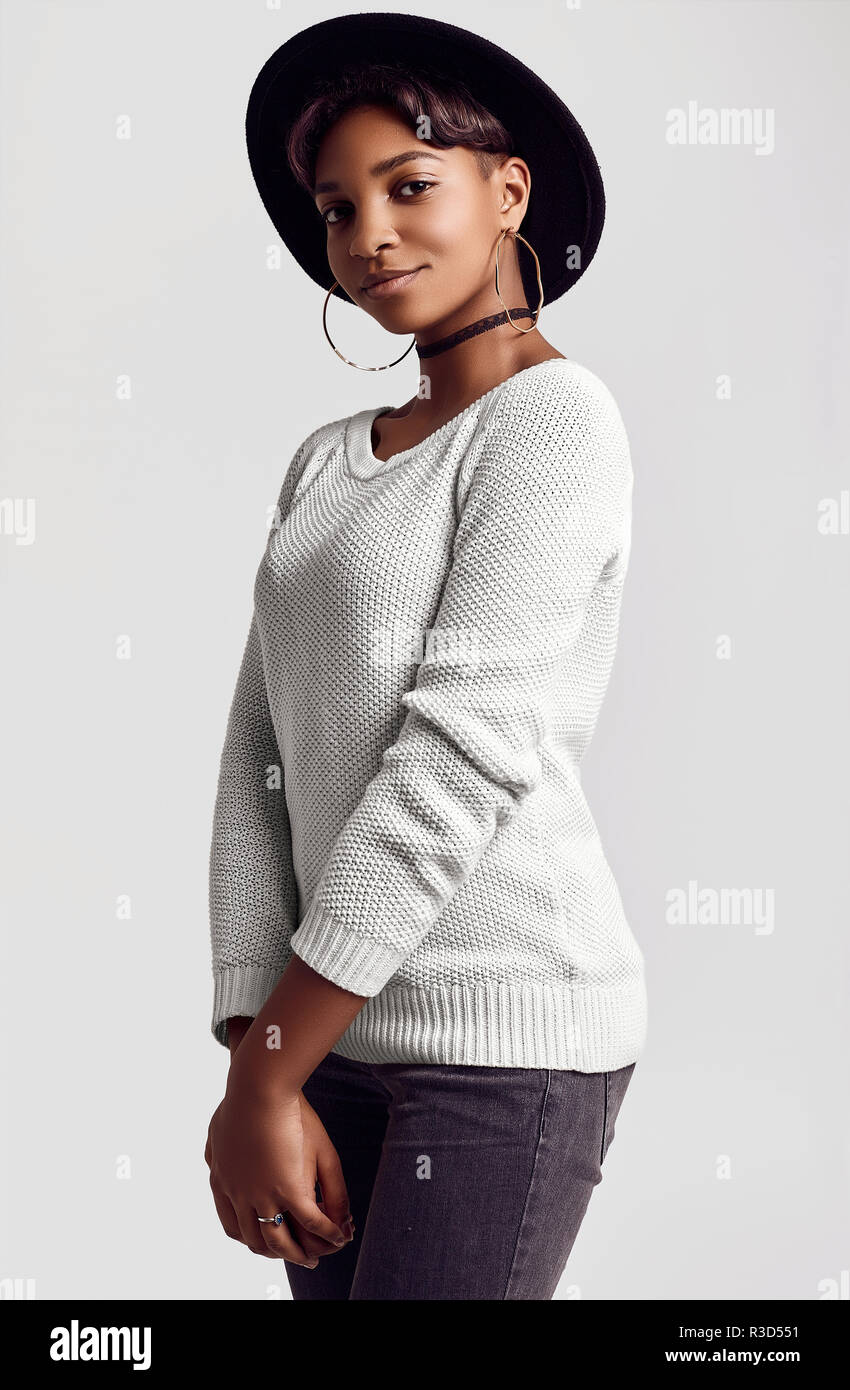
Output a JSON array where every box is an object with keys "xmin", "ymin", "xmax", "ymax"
[
  {"xmin": 489, "ymin": 357, "xmax": 628, "ymax": 446},
  {"xmin": 477, "ymin": 357, "xmax": 632, "ymax": 499},
  {"xmin": 288, "ymin": 413, "xmax": 351, "ymax": 474},
  {"xmin": 274, "ymin": 413, "xmax": 353, "ymax": 516}
]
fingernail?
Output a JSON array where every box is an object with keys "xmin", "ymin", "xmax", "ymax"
[{"xmin": 344, "ymin": 1218, "xmax": 354, "ymax": 1240}]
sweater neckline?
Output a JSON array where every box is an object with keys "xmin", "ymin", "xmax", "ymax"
[{"xmin": 344, "ymin": 356, "xmax": 574, "ymax": 482}]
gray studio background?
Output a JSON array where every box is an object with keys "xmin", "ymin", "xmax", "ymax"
[{"xmin": 2, "ymin": 0, "xmax": 848, "ymax": 1301}]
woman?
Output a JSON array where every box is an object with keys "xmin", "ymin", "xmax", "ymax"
[{"xmin": 205, "ymin": 12, "xmax": 648, "ymax": 1301}]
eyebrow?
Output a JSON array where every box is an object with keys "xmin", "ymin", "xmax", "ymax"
[{"xmin": 314, "ymin": 150, "xmax": 445, "ymax": 195}]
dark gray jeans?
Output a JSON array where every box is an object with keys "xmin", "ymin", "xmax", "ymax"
[{"xmin": 284, "ymin": 1050, "xmax": 636, "ymax": 1300}]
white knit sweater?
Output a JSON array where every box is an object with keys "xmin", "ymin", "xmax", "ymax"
[{"xmin": 209, "ymin": 357, "xmax": 648, "ymax": 1070}]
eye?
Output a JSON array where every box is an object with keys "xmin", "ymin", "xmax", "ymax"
[
  {"xmin": 397, "ymin": 179, "xmax": 435, "ymax": 197},
  {"xmin": 319, "ymin": 179, "xmax": 436, "ymax": 226}
]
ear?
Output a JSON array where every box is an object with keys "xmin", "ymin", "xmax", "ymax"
[{"xmin": 495, "ymin": 155, "xmax": 531, "ymax": 221}]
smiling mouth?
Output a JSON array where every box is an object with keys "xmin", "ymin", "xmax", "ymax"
[{"xmin": 362, "ymin": 268, "xmax": 422, "ymax": 298}]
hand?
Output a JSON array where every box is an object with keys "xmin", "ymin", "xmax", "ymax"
[
  {"xmin": 205, "ymin": 1079, "xmax": 349, "ymax": 1267},
  {"xmin": 282, "ymin": 1092, "xmax": 355, "ymax": 1262},
  {"xmin": 219, "ymin": 1016, "xmax": 354, "ymax": 1263}
]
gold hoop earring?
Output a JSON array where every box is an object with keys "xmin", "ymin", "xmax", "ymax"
[
  {"xmin": 494, "ymin": 228, "xmax": 544, "ymax": 333},
  {"xmin": 322, "ymin": 280, "xmax": 417, "ymax": 371}
]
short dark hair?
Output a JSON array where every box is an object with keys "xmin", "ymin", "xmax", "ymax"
[{"xmin": 286, "ymin": 61, "xmax": 515, "ymax": 196}]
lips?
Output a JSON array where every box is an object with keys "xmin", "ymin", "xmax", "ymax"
[
  {"xmin": 361, "ymin": 268, "xmax": 419, "ymax": 289},
  {"xmin": 362, "ymin": 268, "xmax": 422, "ymax": 298}
]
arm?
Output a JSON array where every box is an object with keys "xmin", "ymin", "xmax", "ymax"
[
  {"xmin": 225, "ymin": 1015, "xmax": 252, "ymax": 1054},
  {"xmin": 209, "ymin": 432, "xmax": 320, "ymax": 1049},
  {"xmin": 207, "ymin": 658, "xmax": 359, "ymax": 1259},
  {"xmin": 208, "ymin": 611, "xmax": 299, "ymax": 1048},
  {"xmin": 206, "ymin": 430, "xmax": 363, "ymax": 1264},
  {"xmin": 225, "ymin": 956, "xmax": 368, "ymax": 1097}
]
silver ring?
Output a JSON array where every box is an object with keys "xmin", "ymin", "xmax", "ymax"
[{"xmin": 257, "ymin": 1213, "xmax": 286, "ymax": 1225}]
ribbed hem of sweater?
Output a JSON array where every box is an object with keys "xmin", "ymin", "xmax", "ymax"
[
  {"xmin": 211, "ymin": 959, "xmax": 647, "ymax": 1070},
  {"xmin": 289, "ymin": 901, "xmax": 647, "ymax": 1070},
  {"xmin": 321, "ymin": 978, "xmax": 648, "ymax": 1071}
]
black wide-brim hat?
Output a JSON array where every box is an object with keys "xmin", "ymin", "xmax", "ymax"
[{"xmin": 245, "ymin": 10, "xmax": 605, "ymax": 310}]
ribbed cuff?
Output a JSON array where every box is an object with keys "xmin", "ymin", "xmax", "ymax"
[
  {"xmin": 289, "ymin": 897, "xmax": 410, "ymax": 997},
  {"xmin": 210, "ymin": 962, "xmax": 288, "ymax": 1048}
]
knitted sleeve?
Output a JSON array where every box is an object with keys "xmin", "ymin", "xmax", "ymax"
[
  {"xmin": 288, "ymin": 368, "xmax": 633, "ymax": 997},
  {"xmin": 208, "ymin": 612, "xmax": 299, "ymax": 1047},
  {"xmin": 208, "ymin": 435, "xmax": 318, "ymax": 1048}
]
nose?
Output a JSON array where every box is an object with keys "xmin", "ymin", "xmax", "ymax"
[{"xmin": 346, "ymin": 198, "xmax": 400, "ymax": 265}]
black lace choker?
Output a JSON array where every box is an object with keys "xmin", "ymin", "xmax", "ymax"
[{"xmin": 415, "ymin": 308, "xmax": 535, "ymax": 359}]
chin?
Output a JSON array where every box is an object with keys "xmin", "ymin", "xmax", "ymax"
[{"xmin": 362, "ymin": 300, "xmax": 427, "ymax": 335}]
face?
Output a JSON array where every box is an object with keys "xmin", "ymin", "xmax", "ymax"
[{"xmin": 312, "ymin": 103, "xmax": 530, "ymax": 341}]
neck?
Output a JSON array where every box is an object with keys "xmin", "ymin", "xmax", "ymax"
[
  {"xmin": 415, "ymin": 308, "xmax": 537, "ymax": 359},
  {"xmin": 378, "ymin": 315, "xmax": 557, "ymax": 435}
]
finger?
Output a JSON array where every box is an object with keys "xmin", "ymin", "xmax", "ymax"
[
  {"xmin": 314, "ymin": 1197, "xmax": 345, "ymax": 1247},
  {"xmin": 288, "ymin": 1210, "xmax": 343, "ymax": 1258},
  {"xmin": 247, "ymin": 1204, "xmax": 317, "ymax": 1265},
  {"xmin": 255, "ymin": 1190, "xmax": 345, "ymax": 1262},
  {"xmin": 283, "ymin": 1217, "xmax": 340, "ymax": 1262},
  {"xmin": 315, "ymin": 1147, "xmax": 351, "ymax": 1235},
  {"xmin": 210, "ymin": 1183, "xmax": 241, "ymax": 1242},
  {"xmin": 284, "ymin": 1185, "xmax": 347, "ymax": 1247}
]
